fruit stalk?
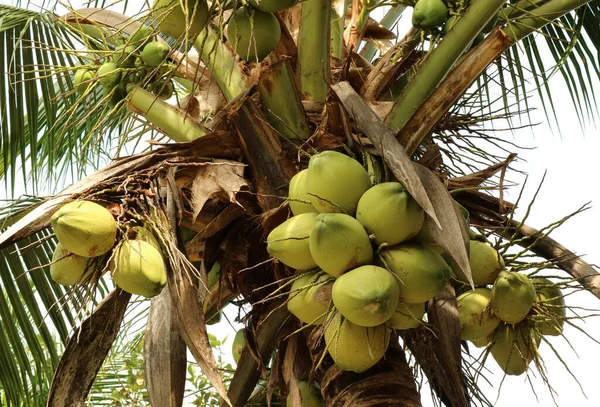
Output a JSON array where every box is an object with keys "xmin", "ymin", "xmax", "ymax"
[{"xmin": 331, "ymin": 0, "xmax": 349, "ymax": 59}]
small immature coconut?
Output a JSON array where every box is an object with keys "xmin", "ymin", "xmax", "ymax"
[
  {"xmin": 412, "ymin": 0, "xmax": 448, "ymax": 29},
  {"xmin": 287, "ymin": 380, "xmax": 324, "ymax": 407},
  {"xmin": 332, "ymin": 265, "xmax": 399, "ymax": 327},
  {"xmin": 309, "ymin": 213, "xmax": 373, "ymax": 278},
  {"xmin": 454, "ymin": 240, "xmax": 504, "ymax": 286},
  {"xmin": 129, "ymin": 24, "xmax": 155, "ymax": 45},
  {"xmin": 152, "ymin": 0, "xmax": 210, "ymax": 39},
  {"xmin": 51, "ymin": 200, "xmax": 117, "ymax": 257},
  {"xmin": 266, "ymin": 213, "xmax": 318, "ymax": 270},
  {"xmin": 97, "ymin": 62, "xmax": 121, "ymax": 89},
  {"xmin": 531, "ymin": 277, "xmax": 566, "ymax": 336},
  {"xmin": 324, "ymin": 312, "xmax": 390, "ymax": 373},
  {"xmin": 386, "ymin": 301, "xmax": 426, "ymax": 330},
  {"xmin": 73, "ymin": 68, "xmax": 95, "ymax": 94},
  {"xmin": 457, "ymin": 288, "xmax": 501, "ymax": 341},
  {"xmin": 141, "ymin": 41, "xmax": 170, "ymax": 66},
  {"xmin": 287, "ymin": 271, "xmax": 331, "ymax": 325},
  {"xmin": 250, "ymin": 0, "xmax": 298, "ymax": 13},
  {"xmin": 490, "ymin": 323, "xmax": 540, "ymax": 376},
  {"xmin": 113, "ymin": 44, "xmax": 137, "ymax": 68},
  {"xmin": 50, "ymin": 242, "xmax": 95, "ymax": 286},
  {"xmin": 232, "ymin": 328, "xmax": 245, "ymax": 364},
  {"xmin": 227, "ymin": 7, "xmax": 281, "ymax": 62},
  {"xmin": 356, "ymin": 182, "xmax": 424, "ymax": 246},
  {"xmin": 288, "ymin": 169, "xmax": 318, "ymax": 215},
  {"xmin": 490, "ymin": 271, "xmax": 536, "ymax": 324},
  {"xmin": 380, "ymin": 243, "xmax": 452, "ymax": 304},
  {"xmin": 110, "ymin": 240, "xmax": 167, "ymax": 298},
  {"xmin": 305, "ymin": 151, "xmax": 372, "ymax": 215}
]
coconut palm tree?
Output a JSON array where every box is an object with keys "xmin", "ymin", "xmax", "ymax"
[{"xmin": 0, "ymin": 0, "xmax": 598, "ymax": 406}]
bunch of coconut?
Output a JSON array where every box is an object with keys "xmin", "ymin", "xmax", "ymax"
[
  {"xmin": 455, "ymin": 242, "xmax": 567, "ymax": 375},
  {"xmin": 267, "ymin": 150, "xmax": 455, "ymax": 373},
  {"xmin": 49, "ymin": 200, "xmax": 167, "ymax": 298}
]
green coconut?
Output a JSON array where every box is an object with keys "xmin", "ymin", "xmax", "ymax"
[
  {"xmin": 457, "ymin": 288, "xmax": 501, "ymax": 341},
  {"xmin": 443, "ymin": 15, "xmax": 460, "ymax": 35},
  {"xmin": 141, "ymin": 41, "xmax": 170, "ymax": 66},
  {"xmin": 152, "ymin": 79, "xmax": 174, "ymax": 100},
  {"xmin": 490, "ymin": 323, "xmax": 540, "ymax": 376},
  {"xmin": 380, "ymin": 243, "xmax": 452, "ymax": 304},
  {"xmin": 50, "ymin": 242, "xmax": 96, "ymax": 286},
  {"xmin": 309, "ymin": 213, "xmax": 373, "ymax": 278},
  {"xmin": 490, "ymin": 271, "xmax": 536, "ymax": 324},
  {"xmin": 386, "ymin": 301, "xmax": 426, "ymax": 330},
  {"xmin": 267, "ymin": 213, "xmax": 318, "ymax": 270},
  {"xmin": 207, "ymin": 261, "xmax": 221, "ymax": 289},
  {"xmin": 232, "ymin": 328, "xmax": 246, "ymax": 364},
  {"xmin": 97, "ymin": 62, "xmax": 121, "ymax": 89},
  {"xmin": 287, "ymin": 271, "xmax": 331, "ymax": 325},
  {"xmin": 73, "ymin": 68, "xmax": 95, "ymax": 94},
  {"xmin": 113, "ymin": 44, "xmax": 137, "ymax": 68},
  {"xmin": 531, "ymin": 278, "xmax": 566, "ymax": 336},
  {"xmin": 324, "ymin": 312, "xmax": 390, "ymax": 373},
  {"xmin": 305, "ymin": 151, "xmax": 372, "ymax": 215},
  {"xmin": 469, "ymin": 336, "xmax": 489, "ymax": 348},
  {"xmin": 152, "ymin": 0, "xmax": 210, "ymax": 39},
  {"xmin": 129, "ymin": 24, "xmax": 155, "ymax": 45},
  {"xmin": 332, "ymin": 265, "xmax": 399, "ymax": 327},
  {"xmin": 355, "ymin": 182, "xmax": 424, "ymax": 246},
  {"xmin": 454, "ymin": 241, "xmax": 504, "ymax": 286},
  {"xmin": 110, "ymin": 240, "xmax": 167, "ymax": 298},
  {"xmin": 250, "ymin": 0, "xmax": 298, "ymax": 12},
  {"xmin": 287, "ymin": 381, "xmax": 324, "ymax": 407},
  {"xmin": 227, "ymin": 7, "xmax": 281, "ymax": 62},
  {"xmin": 51, "ymin": 200, "xmax": 117, "ymax": 257},
  {"xmin": 412, "ymin": 0, "xmax": 448, "ymax": 29},
  {"xmin": 288, "ymin": 169, "xmax": 318, "ymax": 215},
  {"xmin": 129, "ymin": 226, "xmax": 161, "ymax": 251}
]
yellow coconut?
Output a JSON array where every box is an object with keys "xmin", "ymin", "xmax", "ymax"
[
  {"xmin": 332, "ymin": 265, "xmax": 399, "ymax": 327},
  {"xmin": 287, "ymin": 272, "xmax": 331, "ymax": 325},
  {"xmin": 267, "ymin": 213, "xmax": 318, "ymax": 270},
  {"xmin": 129, "ymin": 226, "xmax": 161, "ymax": 251},
  {"xmin": 286, "ymin": 380, "xmax": 324, "ymax": 407},
  {"xmin": 309, "ymin": 213, "xmax": 373, "ymax": 278},
  {"xmin": 152, "ymin": 0, "xmax": 210, "ymax": 39},
  {"xmin": 305, "ymin": 151, "xmax": 372, "ymax": 215},
  {"xmin": 51, "ymin": 200, "xmax": 117, "ymax": 257},
  {"xmin": 110, "ymin": 240, "xmax": 167, "ymax": 298},
  {"xmin": 386, "ymin": 301, "xmax": 426, "ymax": 330},
  {"xmin": 324, "ymin": 311, "xmax": 390, "ymax": 373},
  {"xmin": 50, "ymin": 242, "xmax": 96, "ymax": 286},
  {"xmin": 288, "ymin": 169, "xmax": 318, "ymax": 215},
  {"xmin": 380, "ymin": 243, "xmax": 451, "ymax": 304},
  {"xmin": 531, "ymin": 278, "xmax": 566, "ymax": 336},
  {"xmin": 457, "ymin": 288, "xmax": 501, "ymax": 341},
  {"xmin": 232, "ymin": 328, "xmax": 245, "ymax": 364},
  {"xmin": 355, "ymin": 182, "xmax": 424, "ymax": 246},
  {"xmin": 489, "ymin": 323, "xmax": 540, "ymax": 376},
  {"xmin": 490, "ymin": 271, "xmax": 536, "ymax": 324},
  {"xmin": 454, "ymin": 241, "xmax": 504, "ymax": 286}
]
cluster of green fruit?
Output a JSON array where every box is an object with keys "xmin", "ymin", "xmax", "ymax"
[
  {"xmin": 49, "ymin": 200, "xmax": 167, "ymax": 298},
  {"xmin": 412, "ymin": 0, "xmax": 497, "ymax": 39},
  {"xmin": 73, "ymin": 27, "xmax": 175, "ymax": 106}
]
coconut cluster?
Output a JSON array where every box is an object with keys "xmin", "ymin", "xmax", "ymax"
[
  {"xmin": 49, "ymin": 200, "xmax": 167, "ymax": 298},
  {"xmin": 268, "ymin": 150, "xmax": 455, "ymax": 373}
]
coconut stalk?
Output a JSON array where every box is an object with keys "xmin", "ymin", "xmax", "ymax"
[
  {"xmin": 396, "ymin": 0, "xmax": 593, "ymax": 155},
  {"xmin": 297, "ymin": 0, "xmax": 331, "ymax": 102},
  {"xmin": 361, "ymin": 5, "xmax": 406, "ymax": 62},
  {"xmin": 331, "ymin": 0, "xmax": 349, "ymax": 59},
  {"xmin": 128, "ymin": 87, "xmax": 209, "ymax": 142},
  {"xmin": 258, "ymin": 60, "xmax": 311, "ymax": 140},
  {"xmin": 384, "ymin": 0, "xmax": 507, "ymax": 131},
  {"xmin": 193, "ymin": 26, "xmax": 249, "ymax": 102}
]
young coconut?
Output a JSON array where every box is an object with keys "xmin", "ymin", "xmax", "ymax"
[
  {"xmin": 51, "ymin": 200, "xmax": 117, "ymax": 257},
  {"xmin": 267, "ymin": 213, "xmax": 318, "ymax": 270},
  {"xmin": 412, "ymin": 0, "xmax": 448, "ymax": 29},
  {"xmin": 141, "ymin": 41, "xmax": 170, "ymax": 66},
  {"xmin": 332, "ymin": 265, "xmax": 399, "ymax": 327},
  {"xmin": 489, "ymin": 323, "xmax": 540, "ymax": 376},
  {"xmin": 50, "ymin": 242, "xmax": 96, "ymax": 286},
  {"xmin": 490, "ymin": 271, "xmax": 536, "ymax": 324},
  {"xmin": 227, "ymin": 7, "xmax": 281, "ymax": 62},
  {"xmin": 250, "ymin": 0, "xmax": 298, "ymax": 13},
  {"xmin": 110, "ymin": 240, "xmax": 167, "ymax": 298},
  {"xmin": 288, "ymin": 169, "xmax": 318, "ymax": 215},
  {"xmin": 73, "ymin": 68, "xmax": 95, "ymax": 94},
  {"xmin": 152, "ymin": 0, "xmax": 210, "ymax": 39},
  {"xmin": 97, "ymin": 62, "xmax": 121, "ymax": 89},
  {"xmin": 469, "ymin": 336, "xmax": 489, "ymax": 348},
  {"xmin": 356, "ymin": 182, "xmax": 424, "ymax": 246},
  {"xmin": 454, "ymin": 240, "xmax": 504, "ymax": 286},
  {"xmin": 309, "ymin": 213, "xmax": 373, "ymax": 278},
  {"xmin": 379, "ymin": 243, "xmax": 452, "ymax": 304},
  {"xmin": 287, "ymin": 380, "xmax": 325, "ymax": 407},
  {"xmin": 324, "ymin": 311, "xmax": 390, "ymax": 373},
  {"xmin": 232, "ymin": 328, "xmax": 246, "ymax": 364},
  {"xmin": 457, "ymin": 288, "xmax": 501, "ymax": 341},
  {"xmin": 287, "ymin": 271, "xmax": 331, "ymax": 325},
  {"xmin": 531, "ymin": 277, "xmax": 566, "ymax": 336},
  {"xmin": 386, "ymin": 301, "xmax": 426, "ymax": 330},
  {"xmin": 129, "ymin": 226, "xmax": 161, "ymax": 251},
  {"xmin": 305, "ymin": 151, "xmax": 372, "ymax": 215}
]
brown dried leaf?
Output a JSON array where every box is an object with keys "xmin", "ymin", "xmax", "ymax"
[
  {"xmin": 412, "ymin": 164, "xmax": 472, "ymax": 286},
  {"xmin": 47, "ymin": 289, "xmax": 131, "ymax": 407},
  {"xmin": 145, "ymin": 287, "xmax": 187, "ymax": 407},
  {"xmin": 189, "ymin": 160, "xmax": 248, "ymax": 222},
  {"xmin": 283, "ymin": 336, "xmax": 302, "ymax": 407}
]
